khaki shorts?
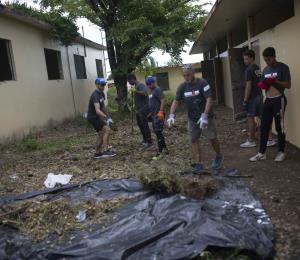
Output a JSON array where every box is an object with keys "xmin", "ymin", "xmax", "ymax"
[{"xmin": 188, "ymin": 118, "xmax": 218, "ymax": 142}]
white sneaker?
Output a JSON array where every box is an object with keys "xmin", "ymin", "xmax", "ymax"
[
  {"xmin": 240, "ymin": 140, "xmax": 256, "ymax": 148},
  {"xmin": 267, "ymin": 139, "xmax": 277, "ymax": 147},
  {"xmin": 249, "ymin": 153, "xmax": 266, "ymax": 162},
  {"xmin": 274, "ymin": 152, "xmax": 285, "ymax": 162}
]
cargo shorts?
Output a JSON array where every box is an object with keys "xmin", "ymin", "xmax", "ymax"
[{"xmin": 188, "ymin": 117, "xmax": 218, "ymax": 142}]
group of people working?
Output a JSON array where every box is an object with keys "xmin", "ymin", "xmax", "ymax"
[{"xmin": 86, "ymin": 46, "xmax": 291, "ymax": 172}]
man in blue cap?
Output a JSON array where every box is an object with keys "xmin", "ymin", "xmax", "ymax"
[
  {"xmin": 167, "ymin": 65, "xmax": 223, "ymax": 172},
  {"xmin": 146, "ymin": 76, "xmax": 168, "ymax": 158},
  {"xmin": 127, "ymin": 73, "xmax": 152, "ymax": 147},
  {"xmin": 87, "ymin": 78, "xmax": 116, "ymax": 158}
]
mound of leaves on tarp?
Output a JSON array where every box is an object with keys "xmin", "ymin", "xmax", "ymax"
[
  {"xmin": 0, "ymin": 173, "xmax": 274, "ymax": 260},
  {"xmin": 0, "ymin": 197, "xmax": 131, "ymax": 242},
  {"xmin": 139, "ymin": 168, "xmax": 218, "ymax": 200}
]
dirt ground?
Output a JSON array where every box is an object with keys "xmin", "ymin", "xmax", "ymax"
[{"xmin": 0, "ymin": 105, "xmax": 299, "ymax": 259}]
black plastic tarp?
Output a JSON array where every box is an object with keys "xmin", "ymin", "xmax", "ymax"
[{"xmin": 0, "ymin": 174, "xmax": 274, "ymax": 259}]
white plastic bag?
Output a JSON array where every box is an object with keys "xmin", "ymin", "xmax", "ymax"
[{"xmin": 44, "ymin": 173, "xmax": 73, "ymax": 188}]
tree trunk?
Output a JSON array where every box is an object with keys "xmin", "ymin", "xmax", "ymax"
[{"xmin": 114, "ymin": 73, "xmax": 129, "ymax": 112}]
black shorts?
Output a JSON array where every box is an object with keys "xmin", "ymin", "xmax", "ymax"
[{"xmin": 87, "ymin": 117, "xmax": 106, "ymax": 132}]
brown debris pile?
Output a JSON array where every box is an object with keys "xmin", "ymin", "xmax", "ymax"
[
  {"xmin": 0, "ymin": 197, "xmax": 131, "ymax": 242},
  {"xmin": 139, "ymin": 168, "xmax": 218, "ymax": 200}
]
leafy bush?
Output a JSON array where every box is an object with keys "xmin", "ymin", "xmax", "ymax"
[{"xmin": 164, "ymin": 90, "xmax": 175, "ymax": 108}]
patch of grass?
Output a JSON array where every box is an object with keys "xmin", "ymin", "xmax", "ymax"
[
  {"xmin": 16, "ymin": 137, "xmax": 43, "ymax": 152},
  {"xmin": 164, "ymin": 90, "xmax": 175, "ymax": 108},
  {"xmin": 15, "ymin": 134, "xmax": 94, "ymax": 154}
]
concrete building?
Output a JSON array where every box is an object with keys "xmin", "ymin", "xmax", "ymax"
[
  {"xmin": 190, "ymin": 0, "xmax": 300, "ymax": 148},
  {"xmin": 136, "ymin": 63, "xmax": 202, "ymax": 94},
  {"xmin": 0, "ymin": 5, "xmax": 106, "ymax": 142}
]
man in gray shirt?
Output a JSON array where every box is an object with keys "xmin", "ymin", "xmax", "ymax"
[
  {"xmin": 167, "ymin": 65, "xmax": 223, "ymax": 172},
  {"xmin": 127, "ymin": 73, "xmax": 152, "ymax": 146}
]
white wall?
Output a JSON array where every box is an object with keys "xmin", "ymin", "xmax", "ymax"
[{"xmin": 0, "ymin": 15, "xmax": 105, "ymax": 142}]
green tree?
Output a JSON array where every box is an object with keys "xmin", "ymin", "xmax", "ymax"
[
  {"xmin": 39, "ymin": 0, "xmax": 207, "ymax": 111},
  {"xmin": 136, "ymin": 55, "xmax": 158, "ymax": 78}
]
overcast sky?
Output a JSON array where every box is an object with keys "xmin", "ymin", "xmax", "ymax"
[{"xmin": 7, "ymin": 0, "xmax": 215, "ymax": 74}]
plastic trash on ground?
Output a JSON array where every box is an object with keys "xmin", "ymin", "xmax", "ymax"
[{"xmin": 44, "ymin": 173, "xmax": 73, "ymax": 188}]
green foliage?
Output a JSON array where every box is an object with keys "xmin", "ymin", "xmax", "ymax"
[
  {"xmin": 136, "ymin": 56, "xmax": 158, "ymax": 77},
  {"xmin": 107, "ymin": 86, "xmax": 131, "ymax": 120},
  {"xmin": 139, "ymin": 168, "xmax": 183, "ymax": 194},
  {"xmin": 16, "ymin": 137, "xmax": 43, "ymax": 152},
  {"xmin": 5, "ymin": 2, "xmax": 79, "ymax": 46},
  {"xmin": 15, "ymin": 134, "xmax": 92, "ymax": 153},
  {"xmin": 167, "ymin": 58, "xmax": 183, "ymax": 67},
  {"xmin": 164, "ymin": 91, "xmax": 175, "ymax": 108},
  {"xmin": 107, "ymin": 86, "xmax": 119, "ymax": 114}
]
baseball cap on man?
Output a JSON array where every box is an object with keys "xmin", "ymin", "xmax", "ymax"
[
  {"xmin": 145, "ymin": 76, "xmax": 156, "ymax": 85},
  {"xmin": 95, "ymin": 77, "xmax": 106, "ymax": 85}
]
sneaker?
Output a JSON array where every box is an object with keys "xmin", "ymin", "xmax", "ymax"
[
  {"xmin": 249, "ymin": 153, "xmax": 266, "ymax": 162},
  {"xmin": 274, "ymin": 152, "xmax": 285, "ymax": 162},
  {"xmin": 211, "ymin": 154, "xmax": 224, "ymax": 170},
  {"xmin": 240, "ymin": 140, "xmax": 256, "ymax": 148},
  {"xmin": 141, "ymin": 141, "xmax": 148, "ymax": 146},
  {"xmin": 267, "ymin": 139, "xmax": 277, "ymax": 147},
  {"xmin": 101, "ymin": 150, "xmax": 117, "ymax": 158},
  {"xmin": 144, "ymin": 143, "xmax": 153, "ymax": 149},
  {"xmin": 94, "ymin": 152, "xmax": 103, "ymax": 159},
  {"xmin": 152, "ymin": 153, "xmax": 163, "ymax": 160},
  {"xmin": 161, "ymin": 148, "xmax": 169, "ymax": 155},
  {"xmin": 193, "ymin": 163, "xmax": 204, "ymax": 173}
]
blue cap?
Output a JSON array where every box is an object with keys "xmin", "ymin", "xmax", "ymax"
[
  {"xmin": 145, "ymin": 76, "xmax": 156, "ymax": 85},
  {"xmin": 95, "ymin": 77, "xmax": 106, "ymax": 85}
]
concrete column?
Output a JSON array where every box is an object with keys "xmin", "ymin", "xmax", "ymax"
[
  {"xmin": 227, "ymin": 32, "xmax": 233, "ymax": 49},
  {"xmin": 246, "ymin": 16, "xmax": 254, "ymax": 48}
]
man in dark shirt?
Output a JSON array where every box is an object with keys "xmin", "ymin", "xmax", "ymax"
[
  {"xmin": 240, "ymin": 50, "xmax": 263, "ymax": 148},
  {"xmin": 250, "ymin": 47, "xmax": 291, "ymax": 162},
  {"xmin": 146, "ymin": 76, "xmax": 167, "ymax": 159},
  {"xmin": 167, "ymin": 64, "xmax": 223, "ymax": 172},
  {"xmin": 87, "ymin": 78, "xmax": 116, "ymax": 158},
  {"xmin": 127, "ymin": 73, "xmax": 152, "ymax": 147}
]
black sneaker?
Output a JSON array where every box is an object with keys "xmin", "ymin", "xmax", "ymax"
[
  {"xmin": 101, "ymin": 150, "xmax": 117, "ymax": 158},
  {"xmin": 94, "ymin": 152, "xmax": 103, "ymax": 159}
]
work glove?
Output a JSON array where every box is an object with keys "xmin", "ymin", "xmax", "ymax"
[
  {"xmin": 242, "ymin": 100, "xmax": 248, "ymax": 110},
  {"xmin": 167, "ymin": 114, "xmax": 175, "ymax": 128},
  {"xmin": 106, "ymin": 117, "xmax": 114, "ymax": 126},
  {"xmin": 197, "ymin": 113, "xmax": 209, "ymax": 129},
  {"xmin": 257, "ymin": 80, "xmax": 268, "ymax": 90},
  {"xmin": 157, "ymin": 111, "xmax": 164, "ymax": 121},
  {"xmin": 265, "ymin": 77, "xmax": 276, "ymax": 85}
]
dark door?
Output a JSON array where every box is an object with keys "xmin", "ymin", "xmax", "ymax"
[
  {"xmin": 213, "ymin": 58, "xmax": 224, "ymax": 104},
  {"xmin": 155, "ymin": 72, "xmax": 170, "ymax": 91},
  {"xmin": 228, "ymin": 48, "xmax": 247, "ymax": 120},
  {"xmin": 201, "ymin": 60, "xmax": 216, "ymax": 100}
]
